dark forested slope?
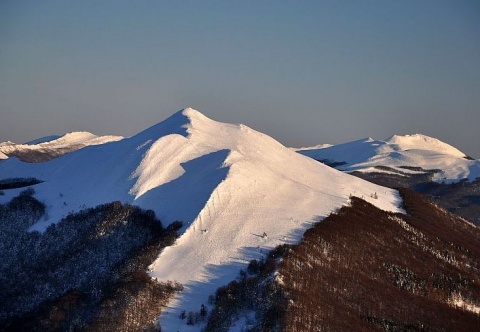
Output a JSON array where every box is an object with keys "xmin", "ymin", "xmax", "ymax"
[
  {"xmin": 278, "ymin": 189, "xmax": 480, "ymax": 331},
  {"xmin": 0, "ymin": 189, "xmax": 181, "ymax": 331}
]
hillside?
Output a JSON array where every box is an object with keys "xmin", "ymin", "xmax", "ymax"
[
  {"xmin": 0, "ymin": 108, "xmax": 403, "ymax": 331},
  {"xmin": 0, "ymin": 189, "xmax": 182, "ymax": 331},
  {"xmin": 277, "ymin": 188, "xmax": 480, "ymax": 331},
  {"xmin": 201, "ymin": 189, "xmax": 480, "ymax": 331}
]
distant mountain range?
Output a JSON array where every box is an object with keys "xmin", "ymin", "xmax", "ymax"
[
  {"xmin": 0, "ymin": 108, "xmax": 479, "ymax": 331},
  {"xmin": 297, "ymin": 134, "xmax": 480, "ymax": 183},
  {"xmin": 0, "ymin": 132, "xmax": 123, "ymax": 162},
  {"xmin": 297, "ymin": 135, "xmax": 480, "ymax": 226}
]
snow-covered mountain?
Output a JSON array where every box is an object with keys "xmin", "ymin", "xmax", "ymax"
[
  {"xmin": 0, "ymin": 108, "xmax": 403, "ymax": 331},
  {"xmin": 297, "ymin": 134, "xmax": 480, "ymax": 183},
  {"xmin": 0, "ymin": 131, "xmax": 124, "ymax": 162}
]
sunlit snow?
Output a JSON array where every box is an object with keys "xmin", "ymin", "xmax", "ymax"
[{"xmin": 298, "ymin": 134, "xmax": 480, "ymax": 183}]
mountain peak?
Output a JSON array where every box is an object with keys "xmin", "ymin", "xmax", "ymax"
[
  {"xmin": 133, "ymin": 107, "xmax": 213, "ymax": 141},
  {"xmin": 385, "ymin": 134, "xmax": 466, "ymax": 157},
  {"xmin": 168, "ymin": 107, "xmax": 211, "ymax": 123},
  {"xmin": 181, "ymin": 106, "xmax": 205, "ymax": 117}
]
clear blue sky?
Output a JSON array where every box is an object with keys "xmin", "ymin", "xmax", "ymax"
[{"xmin": 1, "ymin": 1, "xmax": 479, "ymax": 157}]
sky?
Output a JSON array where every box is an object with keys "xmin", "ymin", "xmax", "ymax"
[{"xmin": 1, "ymin": 1, "xmax": 479, "ymax": 157}]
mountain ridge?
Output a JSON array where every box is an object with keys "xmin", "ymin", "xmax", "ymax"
[
  {"xmin": 0, "ymin": 108, "xmax": 403, "ymax": 331},
  {"xmin": 1, "ymin": 108, "xmax": 479, "ymax": 331}
]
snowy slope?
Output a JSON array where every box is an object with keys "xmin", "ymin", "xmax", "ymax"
[
  {"xmin": 0, "ymin": 151, "xmax": 7, "ymax": 160},
  {"xmin": 298, "ymin": 134, "xmax": 480, "ymax": 183},
  {"xmin": 0, "ymin": 131, "xmax": 123, "ymax": 161},
  {"xmin": 0, "ymin": 108, "xmax": 403, "ymax": 331},
  {"xmin": 143, "ymin": 111, "xmax": 400, "ymax": 331}
]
